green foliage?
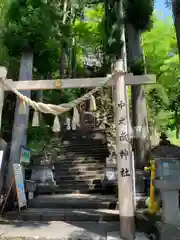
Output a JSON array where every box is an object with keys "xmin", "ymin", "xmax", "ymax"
[
  {"xmin": 103, "ymin": 0, "xmax": 122, "ymax": 59},
  {"xmin": 143, "ymin": 14, "xmax": 175, "ymax": 76},
  {"xmin": 124, "ymin": 0, "xmax": 154, "ymax": 31},
  {"xmin": 153, "ymin": 110, "xmax": 172, "ymax": 132},
  {"xmin": 143, "ymin": 13, "xmax": 180, "ymax": 136},
  {"xmin": 146, "ymin": 84, "xmax": 169, "ymax": 115},
  {"xmin": 74, "ymin": 4, "xmax": 104, "ymax": 56},
  {"xmin": 3, "ymin": 0, "xmax": 57, "ymax": 56},
  {"xmin": 129, "ymin": 60, "xmax": 145, "ymax": 75},
  {"xmin": 0, "ymin": 0, "xmax": 9, "ymax": 67},
  {"xmin": 33, "ymin": 39, "xmax": 60, "ymax": 76},
  {"xmin": 27, "ymin": 121, "xmax": 51, "ymax": 152},
  {"xmin": 168, "ymin": 81, "xmax": 180, "ymax": 112}
]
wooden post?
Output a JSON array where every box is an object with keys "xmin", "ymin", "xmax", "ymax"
[
  {"xmin": 6, "ymin": 52, "xmax": 33, "ymax": 189},
  {"xmin": 0, "ymin": 67, "xmax": 7, "ymax": 131},
  {"xmin": 115, "ymin": 59, "xmax": 135, "ymax": 240}
]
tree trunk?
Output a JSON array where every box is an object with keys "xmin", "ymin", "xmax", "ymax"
[
  {"xmin": 71, "ymin": 38, "xmax": 76, "ymax": 78},
  {"xmin": 176, "ymin": 127, "xmax": 180, "ymax": 139},
  {"xmin": 126, "ymin": 24, "xmax": 150, "ymax": 168},
  {"xmin": 60, "ymin": 45, "xmax": 66, "ymax": 79},
  {"xmin": 67, "ymin": 46, "xmax": 72, "ymax": 77},
  {"xmin": 6, "ymin": 51, "xmax": 33, "ymax": 189},
  {"xmin": 59, "ymin": 0, "xmax": 68, "ymax": 78},
  {"xmin": 172, "ymin": 0, "xmax": 180, "ymax": 57},
  {"xmin": 70, "ymin": 5, "xmax": 77, "ymax": 79}
]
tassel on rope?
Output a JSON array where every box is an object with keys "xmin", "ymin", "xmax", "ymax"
[
  {"xmin": 32, "ymin": 110, "xmax": 39, "ymax": 127},
  {"xmin": 52, "ymin": 115, "xmax": 61, "ymax": 132},
  {"xmin": 66, "ymin": 117, "xmax": 71, "ymax": 130},
  {"xmin": 90, "ymin": 95, "xmax": 97, "ymax": 112},
  {"xmin": 18, "ymin": 98, "xmax": 26, "ymax": 114},
  {"xmin": 72, "ymin": 107, "xmax": 80, "ymax": 128},
  {"xmin": 72, "ymin": 121, "xmax": 76, "ymax": 130}
]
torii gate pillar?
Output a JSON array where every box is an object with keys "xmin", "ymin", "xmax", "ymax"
[{"xmin": 115, "ymin": 60, "xmax": 135, "ymax": 239}]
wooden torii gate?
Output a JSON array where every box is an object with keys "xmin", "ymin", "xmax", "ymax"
[{"xmin": 0, "ymin": 62, "xmax": 156, "ymax": 239}]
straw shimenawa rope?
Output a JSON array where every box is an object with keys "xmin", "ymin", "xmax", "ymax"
[{"xmin": 1, "ymin": 74, "xmax": 113, "ymax": 116}]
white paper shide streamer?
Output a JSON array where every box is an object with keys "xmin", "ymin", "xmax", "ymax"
[
  {"xmin": 66, "ymin": 117, "xmax": 71, "ymax": 130},
  {"xmin": 72, "ymin": 107, "xmax": 80, "ymax": 130},
  {"xmin": 72, "ymin": 121, "xmax": 76, "ymax": 130},
  {"xmin": 90, "ymin": 95, "xmax": 97, "ymax": 112},
  {"xmin": 52, "ymin": 115, "xmax": 61, "ymax": 132},
  {"xmin": 32, "ymin": 110, "xmax": 40, "ymax": 127},
  {"xmin": 18, "ymin": 99, "xmax": 26, "ymax": 114}
]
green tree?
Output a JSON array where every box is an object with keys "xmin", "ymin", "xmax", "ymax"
[
  {"xmin": 143, "ymin": 13, "xmax": 180, "ymax": 140},
  {"xmin": 0, "ymin": 0, "xmax": 9, "ymax": 67},
  {"xmin": 161, "ymin": 55, "xmax": 180, "ymax": 138}
]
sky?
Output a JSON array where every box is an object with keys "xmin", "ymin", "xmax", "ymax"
[{"xmin": 155, "ymin": 0, "xmax": 172, "ymax": 18}]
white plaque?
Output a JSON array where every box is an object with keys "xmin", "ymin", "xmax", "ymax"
[{"xmin": 13, "ymin": 163, "xmax": 27, "ymax": 209}]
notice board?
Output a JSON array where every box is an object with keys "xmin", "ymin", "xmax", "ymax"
[
  {"xmin": 20, "ymin": 146, "xmax": 30, "ymax": 164},
  {"xmin": 13, "ymin": 163, "xmax": 27, "ymax": 209}
]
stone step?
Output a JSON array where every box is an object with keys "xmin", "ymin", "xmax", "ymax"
[
  {"xmin": 54, "ymin": 181, "xmax": 102, "ymax": 190},
  {"xmin": 54, "ymin": 162, "xmax": 105, "ymax": 169},
  {"xmin": 54, "ymin": 153, "xmax": 108, "ymax": 161},
  {"xmin": 36, "ymin": 186, "xmax": 92, "ymax": 194},
  {"xmin": 36, "ymin": 182, "xmax": 102, "ymax": 194},
  {"xmin": 54, "ymin": 188, "xmax": 95, "ymax": 194},
  {"xmin": 54, "ymin": 170, "xmax": 104, "ymax": 179},
  {"xmin": 1, "ymin": 208, "xmax": 119, "ymax": 222},
  {"xmin": 54, "ymin": 168, "xmax": 104, "ymax": 175},
  {"xmin": 62, "ymin": 128, "xmax": 105, "ymax": 134},
  {"xmin": 55, "ymin": 150, "xmax": 108, "ymax": 156},
  {"xmin": 54, "ymin": 162, "xmax": 105, "ymax": 168},
  {"xmin": 62, "ymin": 136, "xmax": 106, "ymax": 142},
  {"xmin": 54, "ymin": 172, "xmax": 104, "ymax": 181},
  {"xmin": 28, "ymin": 198, "xmax": 111, "ymax": 209},
  {"xmin": 51, "ymin": 143, "xmax": 107, "ymax": 149},
  {"xmin": 53, "ymin": 139, "xmax": 106, "ymax": 145},
  {"xmin": 53, "ymin": 145, "xmax": 108, "ymax": 153},
  {"xmin": 55, "ymin": 179, "xmax": 102, "ymax": 188},
  {"xmin": 54, "ymin": 165, "xmax": 104, "ymax": 172},
  {"xmin": 58, "ymin": 142, "xmax": 107, "ymax": 147},
  {"xmin": 55, "ymin": 155, "xmax": 106, "ymax": 161}
]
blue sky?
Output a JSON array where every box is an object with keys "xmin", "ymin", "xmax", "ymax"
[{"xmin": 155, "ymin": 0, "xmax": 171, "ymax": 17}]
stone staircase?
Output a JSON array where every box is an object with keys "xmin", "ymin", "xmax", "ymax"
[
  {"xmin": 1, "ymin": 193, "xmax": 119, "ymax": 222},
  {"xmin": 43, "ymin": 129, "xmax": 109, "ymax": 194}
]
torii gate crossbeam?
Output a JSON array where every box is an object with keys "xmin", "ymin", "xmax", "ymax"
[{"xmin": 3, "ymin": 74, "xmax": 155, "ymax": 91}]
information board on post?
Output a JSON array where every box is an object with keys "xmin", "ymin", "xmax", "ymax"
[
  {"xmin": 20, "ymin": 146, "xmax": 30, "ymax": 165},
  {"xmin": 13, "ymin": 163, "xmax": 27, "ymax": 209}
]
